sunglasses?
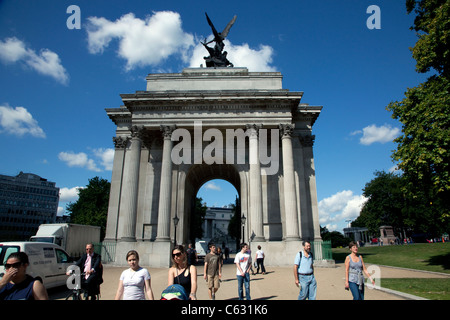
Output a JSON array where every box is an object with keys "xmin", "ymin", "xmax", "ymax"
[
  {"xmin": 172, "ymin": 252, "xmax": 183, "ymax": 258},
  {"xmin": 5, "ymin": 262, "xmax": 23, "ymax": 269}
]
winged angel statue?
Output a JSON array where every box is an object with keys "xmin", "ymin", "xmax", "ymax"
[{"xmin": 202, "ymin": 12, "xmax": 237, "ymax": 67}]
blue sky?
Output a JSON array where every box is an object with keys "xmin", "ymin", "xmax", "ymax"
[{"xmin": 0, "ymin": 1, "xmax": 427, "ymax": 233}]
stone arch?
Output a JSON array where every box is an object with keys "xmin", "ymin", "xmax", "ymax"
[
  {"xmin": 176, "ymin": 163, "xmax": 244, "ymax": 245},
  {"xmin": 105, "ymin": 68, "xmax": 325, "ymax": 267}
]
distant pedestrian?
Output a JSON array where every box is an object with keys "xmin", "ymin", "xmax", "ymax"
[
  {"xmin": 204, "ymin": 243, "xmax": 222, "ymax": 300},
  {"xmin": 186, "ymin": 243, "xmax": 198, "ymax": 266},
  {"xmin": 234, "ymin": 243, "xmax": 252, "ymax": 300},
  {"xmin": 255, "ymin": 245, "xmax": 266, "ymax": 274},
  {"xmin": 224, "ymin": 247, "xmax": 230, "ymax": 260},
  {"xmin": 293, "ymin": 240, "xmax": 316, "ymax": 300},
  {"xmin": 345, "ymin": 241, "xmax": 375, "ymax": 300}
]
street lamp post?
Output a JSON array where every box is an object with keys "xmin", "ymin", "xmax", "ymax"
[
  {"xmin": 241, "ymin": 214, "xmax": 246, "ymax": 243},
  {"xmin": 173, "ymin": 215, "xmax": 180, "ymax": 246}
]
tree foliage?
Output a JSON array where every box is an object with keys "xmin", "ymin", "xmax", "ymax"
[
  {"xmin": 386, "ymin": 0, "xmax": 450, "ymax": 230},
  {"xmin": 228, "ymin": 196, "xmax": 241, "ymax": 250},
  {"xmin": 189, "ymin": 197, "xmax": 206, "ymax": 244},
  {"xmin": 354, "ymin": 171, "xmax": 411, "ymax": 235},
  {"xmin": 66, "ymin": 177, "xmax": 110, "ymax": 240}
]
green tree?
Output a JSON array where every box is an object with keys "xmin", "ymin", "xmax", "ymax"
[
  {"xmin": 386, "ymin": 0, "xmax": 450, "ymax": 233},
  {"xmin": 321, "ymin": 226, "xmax": 352, "ymax": 248},
  {"xmin": 353, "ymin": 171, "xmax": 412, "ymax": 235},
  {"xmin": 66, "ymin": 176, "xmax": 110, "ymax": 240},
  {"xmin": 189, "ymin": 197, "xmax": 206, "ymax": 244},
  {"xmin": 228, "ymin": 196, "xmax": 241, "ymax": 250}
]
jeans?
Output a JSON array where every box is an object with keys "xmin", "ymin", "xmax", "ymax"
[
  {"xmin": 298, "ymin": 274, "xmax": 317, "ymax": 300},
  {"xmin": 237, "ymin": 273, "xmax": 251, "ymax": 300},
  {"xmin": 348, "ymin": 281, "xmax": 364, "ymax": 300}
]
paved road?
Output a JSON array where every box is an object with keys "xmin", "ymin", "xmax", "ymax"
[{"xmin": 49, "ymin": 257, "xmax": 449, "ymax": 300}]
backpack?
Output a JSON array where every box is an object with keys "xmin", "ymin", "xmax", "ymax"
[
  {"xmin": 298, "ymin": 250, "xmax": 313, "ymax": 266},
  {"xmin": 161, "ymin": 284, "xmax": 189, "ymax": 300}
]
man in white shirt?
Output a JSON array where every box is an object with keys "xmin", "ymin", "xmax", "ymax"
[{"xmin": 234, "ymin": 243, "xmax": 252, "ymax": 300}]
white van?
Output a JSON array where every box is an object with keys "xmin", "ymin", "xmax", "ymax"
[{"xmin": 0, "ymin": 242, "xmax": 72, "ymax": 289}]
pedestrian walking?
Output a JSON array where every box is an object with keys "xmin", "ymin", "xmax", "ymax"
[
  {"xmin": 186, "ymin": 243, "xmax": 198, "ymax": 266},
  {"xmin": 114, "ymin": 250, "xmax": 154, "ymax": 300},
  {"xmin": 204, "ymin": 243, "xmax": 222, "ymax": 300},
  {"xmin": 293, "ymin": 240, "xmax": 317, "ymax": 300},
  {"xmin": 168, "ymin": 245, "xmax": 198, "ymax": 300},
  {"xmin": 234, "ymin": 243, "xmax": 252, "ymax": 300},
  {"xmin": 345, "ymin": 241, "xmax": 375, "ymax": 300},
  {"xmin": 255, "ymin": 245, "xmax": 266, "ymax": 274}
]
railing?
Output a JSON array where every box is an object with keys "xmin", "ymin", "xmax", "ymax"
[
  {"xmin": 312, "ymin": 240, "xmax": 333, "ymax": 260},
  {"xmin": 93, "ymin": 241, "xmax": 117, "ymax": 263}
]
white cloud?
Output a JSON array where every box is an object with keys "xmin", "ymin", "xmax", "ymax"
[
  {"xmin": 86, "ymin": 11, "xmax": 195, "ymax": 70},
  {"xmin": 58, "ymin": 148, "xmax": 115, "ymax": 172},
  {"xmin": 86, "ymin": 11, "xmax": 276, "ymax": 72},
  {"xmin": 0, "ymin": 104, "xmax": 46, "ymax": 138},
  {"xmin": 58, "ymin": 151, "xmax": 102, "ymax": 172},
  {"xmin": 58, "ymin": 186, "xmax": 85, "ymax": 216},
  {"xmin": 92, "ymin": 148, "xmax": 115, "ymax": 171},
  {"xmin": 204, "ymin": 182, "xmax": 222, "ymax": 191},
  {"xmin": 318, "ymin": 190, "xmax": 368, "ymax": 231},
  {"xmin": 352, "ymin": 124, "xmax": 400, "ymax": 145},
  {"xmin": 0, "ymin": 37, "xmax": 69, "ymax": 84},
  {"xmin": 59, "ymin": 186, "xmax": 83, "ymax": 202}
]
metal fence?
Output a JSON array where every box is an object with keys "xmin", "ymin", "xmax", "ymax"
[
  {"xmin": 312, "ymin": 240, "xmax": 333, "ymax": 260},
  {"xmin": 93, "ymin": 241, "xmax": 117, "ymax": 263}
]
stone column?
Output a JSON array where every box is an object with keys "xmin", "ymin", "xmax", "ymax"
[
  {"xmin": 300, "ymin": 133, "xmax": 321, "ymax": 241},
  {"xmin": 117, "ymin": 126, "xmax": 143, "ymax": 242},
  {"xmin": 280, "ymin": 124, "xmax": 300, "ymax": 241},
  {"xmin": 246, "ymin": 124, "xmax": 264, "ymax": 241},
  {"xmin": 156, "ymin": 125, "xmax": 176, "ymax": 241},
  {"xmin": 105, "ymin": 136, "xmax": 128, "ymax": 241}
]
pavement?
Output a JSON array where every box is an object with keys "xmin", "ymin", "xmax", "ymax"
[{"xmin": 49, "ymin": 256, "xmax": 450, "ymax": 300}]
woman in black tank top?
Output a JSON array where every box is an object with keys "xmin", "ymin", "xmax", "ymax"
[{"xmin": 168, "ymin": 245, "xmax": 198, "ymax": 300}]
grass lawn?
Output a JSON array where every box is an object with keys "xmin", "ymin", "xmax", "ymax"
[
  {"xmin": 381, "ymin": 278, "xmax": 450, "ymax": 300},
  {"xmin": 332, "ymin": 242, "xmax": 450, "ymax": 274},
  {"xmin": 332, "ymin": 243, "xmax": 450, "ymax": 300}
]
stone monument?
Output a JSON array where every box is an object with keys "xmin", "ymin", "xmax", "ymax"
[{"xmin": 104, "ymin": 16, "xmax": 325, "ymax": 267}]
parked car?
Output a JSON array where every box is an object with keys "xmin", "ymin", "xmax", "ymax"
[{"xmin": 0, "ymin": 241, "xmax": 73, "ymax": 289}]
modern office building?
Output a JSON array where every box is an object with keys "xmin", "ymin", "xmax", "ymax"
[{"xmin": 0, "ymin": 172, "xmax": 59, "ymax": 241}]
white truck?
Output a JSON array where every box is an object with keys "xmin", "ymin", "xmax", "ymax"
[
  {"xmin": 30, "ymin": 223, "xmax": 100, "ymax": 259},
  {"xmin": 195, "ymin": 240, "xmax": 208, "ymax": 259}
]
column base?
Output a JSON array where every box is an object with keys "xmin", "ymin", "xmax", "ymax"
[
  {"xmin": 155, "ymin": 236, "xmax": 171, "ymax": 242},
  {"xmin": 120, "ymin": 237, "xmax": 136, "ymax": 242},
  {"xmin": 285, "ymin": 236, "xmax": 301, "ymax": 241},
  {"xmin": 252, "ymin": 236, "xmax": 266, "ymax": 242}
]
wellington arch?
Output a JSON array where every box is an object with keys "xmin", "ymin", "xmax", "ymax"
[{"xmin": 104, "ymin": 68, "xmax": 326, "ymax": 267}]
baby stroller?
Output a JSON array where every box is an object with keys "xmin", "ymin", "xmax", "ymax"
[{"xmin": 161, "ymin": 284, "xmax": 189, "ymax": 300}]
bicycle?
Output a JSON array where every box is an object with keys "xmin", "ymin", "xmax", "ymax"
[{"xmin": 65, "ymin": 271, "xmax": 100, "ymax": 300}]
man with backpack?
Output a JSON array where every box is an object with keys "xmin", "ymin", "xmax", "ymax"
[{"xmin": 293, "ymin": 240, "xmax": 317, "ymax": 300}]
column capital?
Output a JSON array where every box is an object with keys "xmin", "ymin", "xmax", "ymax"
[
  {"xmin": 279, "ymin": 123, "xmax": 295, "ymax": 138},
  {"xmin": 160, "ymin": 125, "xmax": 176, "ymax": 139},
  {"xmin": 245, "ymin": 123, "xmax": 262, "ymax": 138},
  {"xmin": 299, "ymin": 133, "xmax": 315, "ymax": 147},
  {"xmin": 130, "ymin": 125, "xmax": 145, "ymax": 139},
  {"xmin": 113, "ymin": 136, "xmax": 129, "ymax": 149}
]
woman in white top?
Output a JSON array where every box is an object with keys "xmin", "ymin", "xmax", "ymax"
[
  {"xmin": 255, "ymin": 245, "xmax": 266, "ymax": 275},
  {"xmin": 114, "ymin": 250, "xmax": 154, "ymax": 300}
]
